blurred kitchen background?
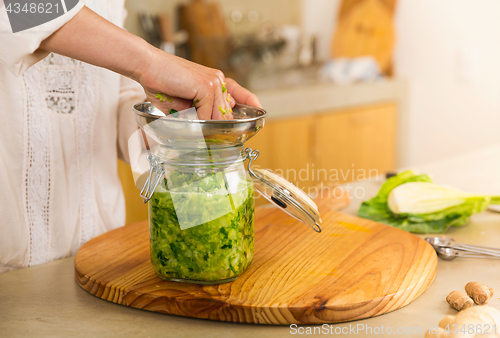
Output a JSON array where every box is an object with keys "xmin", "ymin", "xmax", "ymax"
[{"xmin": 120, "ymin": 0, "xmax": 500, "ymax": 223}]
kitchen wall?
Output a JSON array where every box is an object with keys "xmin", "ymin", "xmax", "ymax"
[
  {"xmin": 301, "ymin": 0, "xmax": 500, "ymax": 167},
  {"xmin": 394, "ymin": 0, "xmax": 500, "ymax": 166}
]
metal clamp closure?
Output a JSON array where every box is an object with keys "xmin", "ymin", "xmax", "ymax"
[{"xmin": 140, "ymin": 154, "xmax": 166, "ymax": 203}]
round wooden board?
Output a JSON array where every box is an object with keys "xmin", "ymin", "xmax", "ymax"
[{"xmin": 75, "ymin": 197, "xmax": 437, "ymax": 325}]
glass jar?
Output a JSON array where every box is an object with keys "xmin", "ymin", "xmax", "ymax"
[
  {"xmin": 147, "ymin": 146, "xmax": 254, "ymax": 284},
  {"xmin": 133, "ymin": 102, "xmax": 322, "ymax": 285}
]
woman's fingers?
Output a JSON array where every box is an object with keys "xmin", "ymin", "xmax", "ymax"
[
  {"xmin": 228, "ymin": 94, "xmax": 236, "ymax": 108},
  {"xmin": 226, "ymin": 78, "xmax": 262, "ymax": 108},
  {"xmin": 195, "ymin": 91, "xmax": 215, "ymax": 120},
  {"xmin": 222, "ymin": 81, "xmax": 235, "ymax": 119},
  {"xmin": 207, "ymin": 71, "xmax": 231, "ymax": 120}
]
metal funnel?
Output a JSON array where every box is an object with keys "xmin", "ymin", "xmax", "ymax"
[{"xmin": 133, "ymin": 103, "xmax": 267, "ymax": 149}]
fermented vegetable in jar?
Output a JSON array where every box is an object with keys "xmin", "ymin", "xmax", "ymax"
[{"xmin": 148, "ymin": 161, "xmax": 255, "ymax": 284}]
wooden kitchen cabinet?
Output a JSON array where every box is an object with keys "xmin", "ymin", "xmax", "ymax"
[
  {"xmin": 315, "ymin": 103, "xmax": 397, "ymax": 183},
  {"xmin": 246, "ymin": 115, "xmax": 315, "ymax": 183},
  {"xmin": 118, "ymin": 159, "xmax": 148, "ymax": 225}
]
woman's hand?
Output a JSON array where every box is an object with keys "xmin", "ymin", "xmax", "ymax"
[
  {"xmin": 137, "ymin": 49, "xmax": 229, "ymax": 119},
  {"xmin": 39, "ymin": 6, "xmax": 261, "ymax": 120},
  {"xmin": 137, "ymin": 49, "xmax": 262, "ymax": 120}
]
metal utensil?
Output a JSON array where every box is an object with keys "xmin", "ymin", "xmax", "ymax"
[
  {"xmin": 436, "ymin": 247, "xmax": 500, "ymax": 261},
  {"xmin": 426, "ymin": 236, "xmax": 500, "ymax": 256},
  {"xmin": 134, "ymin": 103, "xmax": 266, "ymax": 149},
  {"xmin": 429, "ymin": 236, "xmax": 500, "ymax": 251},
  {"xmin": 489, "ymin": 205, "xmax": 500, "ymax": 213}
]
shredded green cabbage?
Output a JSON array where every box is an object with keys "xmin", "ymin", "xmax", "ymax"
[
  {"xmin": 149, "ymin": 171, "xmax": 254, "ymax": 282},
  {"xmin": 155, "ymin": 93, "xmax": 173, "ymax": 103}
]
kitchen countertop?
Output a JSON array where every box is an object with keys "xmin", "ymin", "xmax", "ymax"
[
  {"xmin": 253, "ymin": 78, "xmax": 408, "ymax": 122},
  {"xmin": 2, "ymin": 144, "xmax": 500, "ymax": 338}
]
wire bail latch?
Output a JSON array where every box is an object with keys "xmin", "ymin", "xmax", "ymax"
[{"xmin": 140, "ymin": 154, "xmax": 165, "ymax": 203}]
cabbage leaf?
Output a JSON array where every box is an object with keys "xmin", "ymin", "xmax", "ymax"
[{"xmin": 357, "ymin": 170, "xmax": 493, "ymax": 233}]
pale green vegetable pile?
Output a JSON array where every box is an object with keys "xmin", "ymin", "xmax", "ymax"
[
  {"xmin": 149, "ymin": 171, "xmax": 255, "ymax": 281},
  {"xmin": 357, "ymin": 170, "xmax": 500, "ymax": 233}
]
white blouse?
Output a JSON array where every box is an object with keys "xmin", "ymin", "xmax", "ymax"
[{"xmin": 0, "ymin": 0, "xmax": 145, "ymax": 271}]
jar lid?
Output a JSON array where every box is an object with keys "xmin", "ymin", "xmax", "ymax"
[{"xmin": 245, "ymin": 149, "xmax": 322, "ymax": 232}]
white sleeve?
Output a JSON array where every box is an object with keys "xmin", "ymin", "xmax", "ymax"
[
  {"xmin": 117, "ymin": 76, "xmax": 146, "ymax": 164},
  {"xmin": 0, "ymin": 1, "xmax": 85, "ymax": 76},
  {"xmin": 115, "ymin": 1, "xmax": 145, "ymax": 164}
]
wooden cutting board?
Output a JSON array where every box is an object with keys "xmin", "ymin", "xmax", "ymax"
[
  {"xmin": 179, "ymin": 0, "xmax": 230, "ymax": 70},
  {"xmin": 75, "ymin": 193, "xmax": 437, "ymax": 325}
]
